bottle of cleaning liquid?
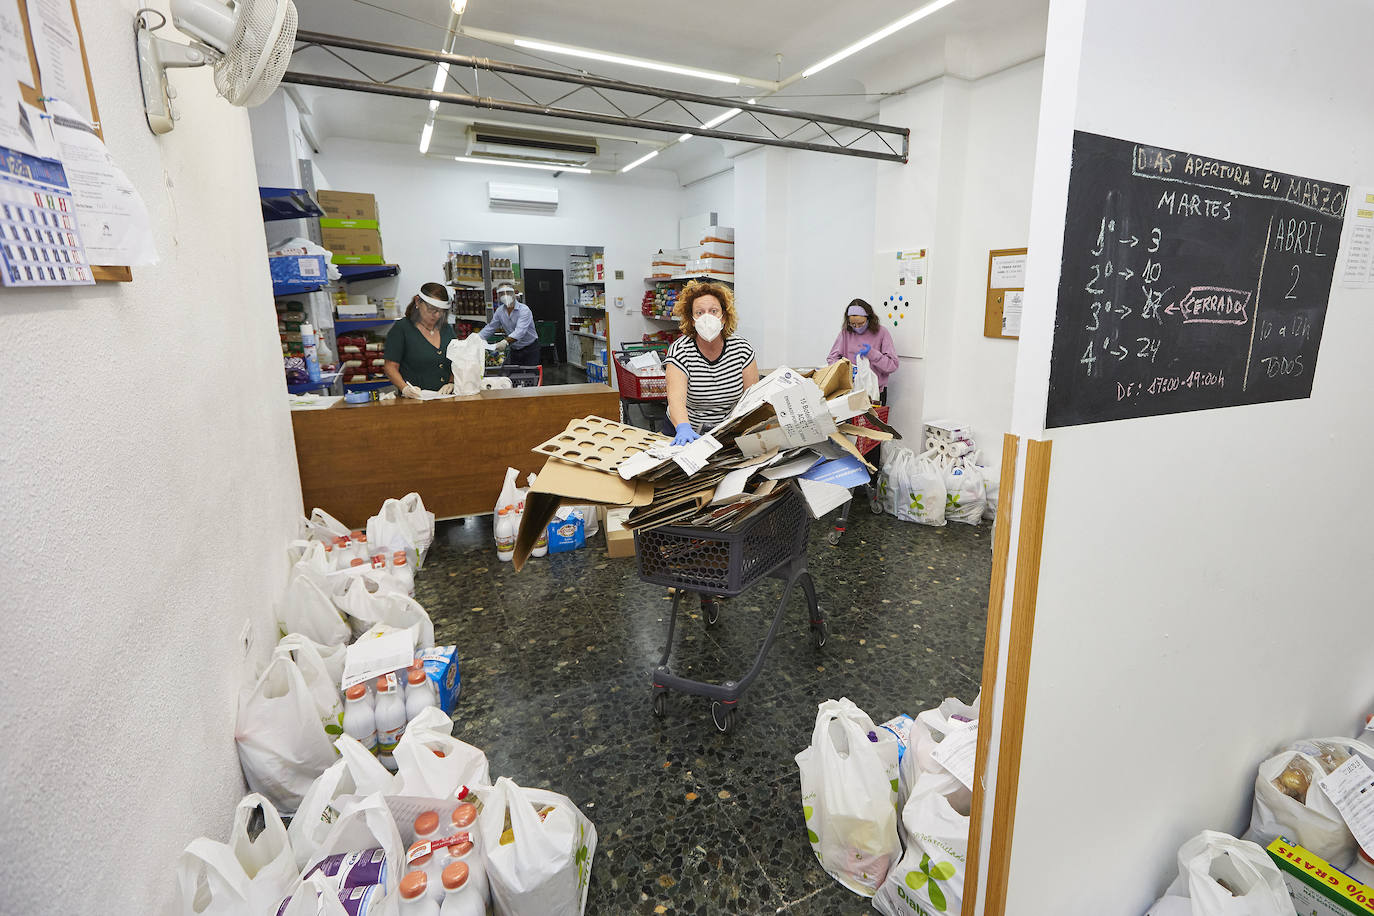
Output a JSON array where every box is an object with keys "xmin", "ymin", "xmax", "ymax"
[
  {"xmin": 439, "ymin": 862, "xmax": 484, "ymax": 916},
  {"xmin": 494, "ymin": 506, "xmax": 515, "ymax": 561},
  {"xmin": 405, "ymin": 667, "xmax": 439, "ymax": 721},
  {"xmin": 342, "ymin": 683, "xmax": 378, "ymax": 753},
  {"xmin": 374, "ymin": 675, "xmax": 406, "ymax": 770},
  {"xmin": 398, "ymin": 871, "xmax": 440, "ymax": 916},
  {"xmin": 301, "ymin": 321, "xmax": 322, "ymax": 383}
]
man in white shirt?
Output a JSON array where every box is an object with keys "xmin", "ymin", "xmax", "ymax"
[{"xmin": 478, "ymin": 283, "xmax": 541, "ymax": 365}]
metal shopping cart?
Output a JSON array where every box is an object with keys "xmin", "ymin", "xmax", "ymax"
[
  {"xmin": 827, "ymin": 403, "xmax": 891, "ymax": 546},
  {"xmin": 612, "ymin": 341, "xmax": 671, "ymax": 431},
  {"xmin": 489, "ymin": 364, "xmax": 543, "ymax": 387},
  {"xmin": 634, "ymin": 484, "xmax": 824, "ymax": 733}
]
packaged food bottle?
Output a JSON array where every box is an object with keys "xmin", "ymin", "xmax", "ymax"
[
  {"xmin": 343, "ymin": 683, "xmax": 378, "ymax": 753},
  {"xmin": 374, "ymin": 675, "xmax": 407, "ymax": 770},
  {"xmin": 303, "ymin": 847, "xmax": 389, "ymax": 889},
  {"xmin": 406, "ymin": 668, "xmax": 440, "ymax": 721},
  {"xmin": 530, "ymin": 518, "xmax": 548, "ymax": 558},
  {"xmin": 413, "ymin": 810, "xmax": 440, "ymax": 844},
  {"xmin": 439, "ymin": 862, "xmax": 484, "ymax": 916},
  {"xmin": 494, "ymin": 507, "xmax": 515, "ymax": 561},
  {"xmin": 392, "ymin": 550, "xmax": 415, "ymax": 595},
  {"xmin": 399, "ymin": 868, "xmax": 441, "ymax": 915},
  {"xmin": 301, "ymin": 321, "xmax": 321, "ymax": 383},
  {"xmin": 406, "ymin": 838, "xmax": 445, "ymax": 903}
]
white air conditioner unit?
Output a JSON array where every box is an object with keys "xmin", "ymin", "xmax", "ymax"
[
  {"xmin": 467, "ymin": 123, "xmax": 598, "ymax": 167},
  {"xmin": 488, "ymin": 181, "xmax": 559, "ymax": 213}
]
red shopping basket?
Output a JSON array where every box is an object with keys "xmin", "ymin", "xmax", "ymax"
[{"xmin": 613, "ymin": 346, "xmax": 669, "ymax": 402}]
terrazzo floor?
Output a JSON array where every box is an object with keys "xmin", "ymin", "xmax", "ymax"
[{"xmin": 419, "ymin": 505, "xmax": 991, "ymax": 915}]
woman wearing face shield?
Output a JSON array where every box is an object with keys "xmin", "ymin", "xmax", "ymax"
[
  {"xmin": 827, "ymin": 298, "xmax": 898, "ymax": 405},
  {"xmin": 664, "ymin": 281, "xmax": 759, "ymax": 445},
  {"xmin": 383, "ymin": 282, "xmax": 458, "ymax": 398},
  {"xmin": 478, "ymin": 283, "xmax": 541, "ymax": 367}
]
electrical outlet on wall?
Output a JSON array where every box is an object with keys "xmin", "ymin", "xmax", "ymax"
[
  {"xmin": 240, "ymin": 619, "xmax": 254, "ymax": 659},
  {"xmin": 614, "ymin": 296, "xmax": 625, "ymax": 309}
]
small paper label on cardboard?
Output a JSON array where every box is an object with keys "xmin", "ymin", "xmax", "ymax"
[
  {"xmin": 673, "ymin": 433, "xmax": 722, "ymax": 475},
  {"xmin": 1317, "ymin": 756, "xmax": 1374, "ymax": 856},
  {"xmin": 929, "ymin": 723, "xmax": 978, "ymax": 790}
]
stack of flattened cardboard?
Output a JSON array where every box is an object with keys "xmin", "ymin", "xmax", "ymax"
[{"xmin": 511, "ymin": 359, "xmax": 899, "ymax": 569}]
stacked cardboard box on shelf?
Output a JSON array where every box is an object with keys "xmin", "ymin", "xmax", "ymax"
[
  {"xmin": 510, "ymin": 359, "xmax": 899, "ymax": 567},
  {"xmin": 317, "ymin": 190, "xmax": 385, "ymax": 266},
  {"xmin": 682, "ymin": 226, "xmax": 734, "ymax": 280}
]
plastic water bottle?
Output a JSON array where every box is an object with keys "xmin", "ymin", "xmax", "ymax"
[
  {"xmin": 494, "ymin": 507, "xmax": 515, "ymax": 562},
  {"xmin": 399, "ymin": 871, "xmax": 440, "ymax": 916},
  {"xmin": 302, "ymin": 321, "xmax": 322, "ymax": 383},
  {"xmin": 374, "ymin": 675, "xmax": 406, "ymax": 770},
  {"xmin": 406, "ymin": 667, "xmax": 439, "ymax": 720},
  {"xmin": 343, "ymin": 683, "xmax": 378, "ymax": 753},
  {"xmin": 439, "ymin": 862, "xmax": 484, "ymax": 916}
]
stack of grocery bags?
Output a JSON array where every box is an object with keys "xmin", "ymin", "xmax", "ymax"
[
  {"xmin": 795, "ymin": 694, "xmax": 979, "ymax": 914},
  {"xmin": 183, "ymin": 491, "xmax": 598, "ymax": 915},
  {"xmin": 875, "ymin": 420, "xmax": 999, "ymax": 528},
  {"xmin": 508, "ymin": 360, "xmax": 901, "ymax": 570}
]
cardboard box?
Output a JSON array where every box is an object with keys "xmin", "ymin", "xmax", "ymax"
[
  {"xmin": 513, "ymin": 458, "xmax": 655, "ymax": 569},
  {"xmin": 320, "ymin": 217, "xmax": 380, "ymax": 231},
  {"xmin": 317, "ymin": 190, "xmax": 379, "ymax": 221},
  {"xmin": 321, "ymin": 226, "xmax": 385, "ymax": 265},
  {"xmin": 419, "ymin": 645, "xmax": 461, "ymax": 712},
  {"xmin": 604, "ymin": 507, "xmax": 634, "ymax": 558},
  {"xmin": 1266, "ymin": 838, "xmax": 1374, "ymax": 915}
]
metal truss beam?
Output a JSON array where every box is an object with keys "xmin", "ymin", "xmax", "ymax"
[{"xmin": 286, "ymin": 31, "xmax": 909, "ymax": 164}]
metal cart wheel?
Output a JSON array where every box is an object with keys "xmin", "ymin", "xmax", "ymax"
[
  {"xmin": 869, "ymin": 495, "xmax": 884, "ymax": 514},
  {"xmin": 826, "ymin": 529, "xmax": 842, "ymax": 546},
  {"xmin": 811, "ymin": 620, "xmax": 828, "ymax": 649},
  {"xmin": 701, "ymin": 596, "xmax": 720, "ymax": 627},
  {"xmin": 652, "ymin": 690, "xmax": 667, "ymax": 718},
  {"xmin": 711, "ymin": 701, "xmax": 737, "ymax": 733}
]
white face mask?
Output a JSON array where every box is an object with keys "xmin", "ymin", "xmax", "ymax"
[
  {"xmin": 695, "ymin": 312, "xmax": 723, "ymax": 342},
  {"xmin": 500, "ymin": 294, "xmax": 514, "ymax": 307}
]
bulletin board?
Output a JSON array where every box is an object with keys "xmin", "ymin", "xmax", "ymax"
[
  {"xmin": 872, "ymin": 248, "xmax": 928, "ymax": 357},
  {"xmin": 13, "ymin": 0, "xmax": 131, "ymax": 282},
  {"xmin": 984, "ymin": 247, "xmax": 1026, "ymax": 340}
]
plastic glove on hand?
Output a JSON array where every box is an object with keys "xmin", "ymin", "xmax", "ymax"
[
  {"xmin": 672, "ymin": 422, "xmax": 700, "ymax": 447},
  {"xmin": 437, "ymin": 383, "xmax": 454, "ymax": 395},
  {"xmin": 495, "ymin": 339, "xmax": 510, "ymax": 351},
  {"xmin": 401, "ymin": 384, "xmax": 423, "ymax": 399},
  {"xmin": 858, "ymin": 343, "xmax": 872, "ymax": 357}
]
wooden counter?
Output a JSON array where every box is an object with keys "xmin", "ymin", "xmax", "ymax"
[{"xmin": 290, "ymin": 384, "xmax": 621, "ymax": 526}]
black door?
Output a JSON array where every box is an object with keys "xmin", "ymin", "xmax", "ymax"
[{"xmin": 523, "ymin": 268, "xmax": 566, "ymax": 364}]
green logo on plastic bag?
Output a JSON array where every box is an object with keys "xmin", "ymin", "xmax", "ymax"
[
  {"xmin": 324, "ymin": 712, "xmax": 344, "ymax": 736},
  {"xmin": 945, "ymin": 493, "xmax": 960, "ymax": 510},
  {"xmin": 575, "ymin": 822, "xmax": 591, "ymax": 890},
  {"xmin": 803, "ymin": 805, "xmax": 819, "ymax": 844},
  {"xmin": 904, "ymin": 853, "xmax": 957, "ymax": 912},
  {"xmin": 909, "ymin": 492, "xmax": 923, "ymax": 512}
]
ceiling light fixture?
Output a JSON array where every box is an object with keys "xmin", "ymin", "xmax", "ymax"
[
  {"xmin": 452, "ymin": 155, "xmax": 591, "ymax": 174},
  {"xmin": 429, "ymin": 62, "xmax": 449, "ymax": 111},
  {"xmin": 677, "ymin": 133, "xmax": 693, "ymax": 143},
  {"xmin": 801, "ymin": 0, "xmax": 960, "ymax": 78},
  {"xmin": 512, "ymin": 38, "xmax": 741, "ymax": 85},
  {"xmin": 419, "ymin": 119, "xmax": 434, "ymax": 154},
  {"xmin": 620, "ymin": 150, "xmax": 658, "ymax": 173},
  {"xmin": 450, "ymin": 0, "xmax": 468, "ymax": 13},
  {"xmin": 699, "ymin": 108, "xmax": 742, "ymax": 130}
]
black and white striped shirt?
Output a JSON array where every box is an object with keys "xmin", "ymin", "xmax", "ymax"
[{"xmin": 664, "ymin": 334, "xmax": 757, "ymax": 432}]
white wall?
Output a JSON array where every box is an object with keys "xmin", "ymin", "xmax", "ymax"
[
  {"xmin": 313, "ymin": 140, "xmax": 684, "ymax": 357},
  {"xmin": 679, "ymin": 168, "xmax": 735, "ymax": 227},
  {"xmin": 1002, "ymin": 1, "xmax": 1374, "ymax": 912},
  {"xmin": 0, "ymin": 2, "xmax": 304, "ymax": 913}
]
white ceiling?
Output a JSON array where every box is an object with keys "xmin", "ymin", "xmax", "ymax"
[{"xmin": 283, "ymin": 0, "xmax": 1049, "ymax": 179}]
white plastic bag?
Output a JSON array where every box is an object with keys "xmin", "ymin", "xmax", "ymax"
[
  {"xmin": 795, "ymin": 698, "xmax": 901, "ymax": 897},
  {"xmin": 894, "ymin": 449, "xmax": 947, "ymax": 527},
  {"xmin": 874, "ymin": 445, "xmax": 901, "ymax": 515},
  {"xmin": 448, "ymin": 335, "xmax": 486, "ymax": 396},
  {"xmin": 477, "ymin": 776, "xmax": 598, "ymax": 916},
  {"xmin": 288, "ymin": 735, "xmax": 396, "ymax": 870},
  {"xmin": 302, "ymin": 792, "xmax": 406, "ymax": 903},
  {"xmin": 911, "ymin": 695, "xmax": 980, "ymax": 779},
  {"xmin": 335, "ymin": 572, "xmax": 433, "ymax": 645},
  {"xmin": 306, "ymin": 508, "xmax": 350, "ymax": 543},
  {"xmin": 272, "ymin": 639, "xmax": 345, "ymax": 741},
  {"xmin": 854, "ymin": 355, "xmax": 881, "ymax": 400},
  {"xmin": 978, "ymin": 453, "xmax": 1000, "ymax": 522},
  {"xmin": 176, "ymin": 793, "xmax": 299, "ymax": 916},
  {"xmin": 277, "ymin": 632, "xmax": 346, "ymax": 688},
  {"xmin": 1243, "ymin": 737, "xmax": 1374, "ymax": 864},
  {"xmin": 872, "ymin": 770, "xmax": 972, "ymax": 916},
  {"xmin": 397, "ymin": 492, "xmax": 435, "ymax": 565},
  {"xmin": 277, "ymin": 873, "xmax": 353, "ymax": 916},
  {"xmin": 279, "ymin": 571, "xmax": 351, "ymax": 647},
  {"xmin": 367, "ymin": 498, "xmax": 420, "ymax": 572},
  {"xmin": 392, "ymin": 707, "xmax": 491, "ymax": 798},
  {"xmin": 288, "ymin": 539, "xmax": 333, "ymax": 577},
  {"xmin": 944, "ymin": 459, "xmax": 986, "ymax": 525},
  {"xmin": 495, "ymin": 466, "xmax": 521, "ymax": 517},
  {"xmin": 236, "ymin": 654, "xmax": 338, "ymax": 815},
  {"xmin": 1144, "ymin": 830, "xmax": 1296, "ymax": 916}
]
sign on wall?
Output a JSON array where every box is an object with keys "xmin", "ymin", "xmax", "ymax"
[
  {"xmin": 873, "ymin": 248, "xmax": 928, "ymax": 357},
  {"xmin": 1046, "ymin": 131, "xmax": 1347, "ymax": 427}
]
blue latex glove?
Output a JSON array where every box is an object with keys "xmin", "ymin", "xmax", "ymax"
[
  {"xmin": 673, "ymin": 422, "xmax": 700, "ymax": 446},
  {"xmin": 858, "ymin": 343, "xmax": 872, "ymax": 357}
]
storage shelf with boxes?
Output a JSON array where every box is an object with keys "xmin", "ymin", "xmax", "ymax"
[{"xmin": 317, "ymin": 190, "xmax": 386, "ymax": 266}]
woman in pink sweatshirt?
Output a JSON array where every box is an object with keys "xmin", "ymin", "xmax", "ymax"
[{"xmin": 827, "ymin": 299, "xmax": 898, "ymax": 403}]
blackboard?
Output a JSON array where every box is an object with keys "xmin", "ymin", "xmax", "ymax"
[{"xmin": 1046, "ymin": 131, "xmax": 1347, "ymax": 427}]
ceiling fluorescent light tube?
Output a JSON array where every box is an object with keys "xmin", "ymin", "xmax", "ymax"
[
  {"xmin": 431, "ymin": 63, "xmax": 449, "ymax": 92},
  {"xmin": 512, "ymin": 38, "xmax": 740, "ymax": 85},
  {"xmin": 451, "ymin": 0, "xmax": 467, "ymax": 12},
  {"xmin": 620, "ymin": 150, "xmax": 658, "ymax": 173},
  {"xmin": 699, "ymin": 108, "xmax": 742, "ymax": 130},
  {"xmin": 802, "ymin": 0, "xmax": 960, "ymax": 78},
  {"xmin": 453, "ymin": 155, "xmax": 590, "ymax": 174},
  {"xmin": 419, "ymin": 120, "xmax": 434, "ymax": 154},
  {"xmin": 677, "ymin": 133, "xmax": 693, "ymax": 143}
]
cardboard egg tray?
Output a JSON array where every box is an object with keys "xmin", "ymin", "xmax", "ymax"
[{"xmin": 533, "ymin": 416, "xmax": 668, "ymax": 473}]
